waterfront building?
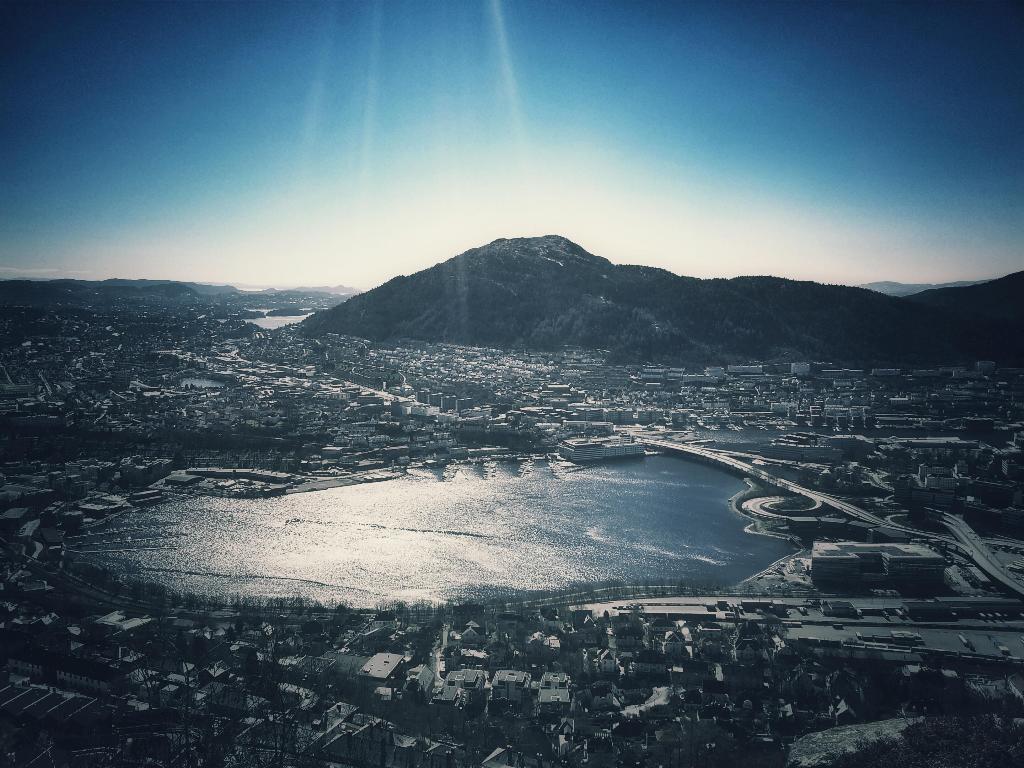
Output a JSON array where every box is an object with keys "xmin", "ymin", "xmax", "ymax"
[
  {"xmin": 811, "ymin": 541, "xmax": 947, "ymax": 588},
  {"xmin": 558, "ymin": 437, "xmax": 645, "ymax": 462}
]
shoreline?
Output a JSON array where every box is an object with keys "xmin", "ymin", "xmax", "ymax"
[
  {"xmin": 73, "ymin": 455, "xmax": 802, "ymax": 608},
  {"xmin": 728, "ymin": 478, "xmax": 803, "ymax": 547},
  {"xmin": 286, "ymin": 468, "xmax": 403, "ymax": 494}
]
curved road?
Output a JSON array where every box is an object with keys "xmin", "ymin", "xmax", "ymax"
[
  {"xmin": 642, "ymin": 438, "xmax": 1024, "ymax": 599},
  {"xmin": 936, "ymin": 512, "xmax": 1024, "ymax": 598}
]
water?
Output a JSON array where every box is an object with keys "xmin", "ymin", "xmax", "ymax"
[
  {"xmin": 73, "ymin": 456, "xmax": 792, "ymax": 606},
  {"xmin": 247, "ymin": 313, "xmax": 311, "ymax": 330}
]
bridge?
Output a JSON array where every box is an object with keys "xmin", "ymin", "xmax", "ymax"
[
  {"xmin": 642, "ymin": 438, "xmax": 891, "ymax": 526},
  {"xmin": 641, "ymin": 437, "xmax": 1024, "ymax": 599},
  {"xmin": 935, "ymin": 512, "xmax": 1024, "ymax": 599}
]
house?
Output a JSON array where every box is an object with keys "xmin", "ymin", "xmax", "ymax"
[
  {"xmin": 609, "ymin": 622, "xmax": 644, "ymax": 654},
  {"xmin": 449, "ymin": 622, "xmax": 485, "ymax": 649},
  {"xmin": 537, "ymin": 686, "xmax": 571, "ymax": 714},
  {"xmin": 444, "ymin": 668, "xmax": 486, "ymax": 693},
  {"xmin": 433, "ymin": 668, "xmax": 486, "ymax": 709},
  {"xmin": 490, "ymin": 669, "xmax": 531, "ymax": 703},
  {"xmin": 431, "ymin": 684, "xmax": 467, "ymax": 709},
  {"xmin": 670, "ymin": 659, "xmax": 724, "ymax": 690},
  {"xmin": 539, "ymin": 671, "xmax": 570, "ymax": 690},
  {"xmin": 660, "ymin": 629, "xmax": 691, "ymax": 659},
  {"xmin": 628, "ymin": 649, "xmax": 669, "ymax": 681},
  {"xmin": 458, "ymin": 648, "xmax": 490, "ymax": 669},
  {"xmin": 404, "ymin": 664, "xmax": 435, "ymax": 700},
  {"xmin": 588, "ymin": 648, "xmax": 618, "ymax": 676},
  {"xmin": 537, "ymin": 671, "xmax": 571, "ymax": 714},
  {"xmin": 588, "ymin": 680, "xmax": 624, "ymax": 712},
  {"xmin": 322, "ymin": 715, "xmax": 460, "ymax": 768},
  {"xmin": 357, "ymin": 653, "xmax": 406, "ymax": 689},
  {"xmin": 571, "ymin": 612, "xmax": 599, "ymax": 645}
]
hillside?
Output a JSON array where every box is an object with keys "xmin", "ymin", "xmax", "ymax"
[
  {"xmin": 0, "ymin": 278, "xmax": 353, "ymax": 311},
  {"xmin": 905, "ymin": 270, "xmax": 1024, "ymax": 322},
  {"xmin": 0, "ymin": 278, "xmax": 205, "ymax": 306},
  {"xmin": 303, "ymin": 236, "xmax": 1022, "ymax": 365},
  {"xmin": 859, "ymin": 279, "xmax": 985, "ymax": 297}
]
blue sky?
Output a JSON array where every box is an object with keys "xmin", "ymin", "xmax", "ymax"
[{"xmin": 1, "ymin": 0, "xmax": 1021, "ymax": 288}]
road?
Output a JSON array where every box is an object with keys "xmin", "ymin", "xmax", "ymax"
[
  {"xmin": 643, "ymin": 438, "xmax": 891, "ymax": 526},
  {"xmin": 936, "ymin": 512, "xmax": 1024, "ymax": 599},
  {"xmin": 642, "ymin": 437, "xmax": 1024, "ymax": 599}
]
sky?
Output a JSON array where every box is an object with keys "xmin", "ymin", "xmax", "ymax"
[{"xmin": 1, "ymin": 0, "xmax": 1021, "ymax": 289}]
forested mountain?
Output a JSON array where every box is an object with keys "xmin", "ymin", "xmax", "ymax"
[
  {"xmin": 303, "ymin": 235, "xmax": 1023, "ymax": 365},
  {"xmin": 0, "ymin": 278, "xmax": 229, "ymax": 307},
  {"xmin": 905, "ymin": 270, "xmax": 1024, "ymax": 322},
  {"xmin": 0, "ymin": 278, "xmax": 352, "ymax": 310}
]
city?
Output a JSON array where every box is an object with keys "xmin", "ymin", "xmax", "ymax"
[
  {"xmin": 2, "ymin": 285, "xmax": 1023, "ymax": 766},
  {"xmin": 3, "ymin": 1, "xmax": 1022, "ymax": 767}
]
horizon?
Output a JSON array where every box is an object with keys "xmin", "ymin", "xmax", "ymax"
[
  {"xmin": 5, "ymin": 5, "xmax": 1024, "ymax": 760},
  {"xmin": 0, "ymin": 230, "xmax": 1015, "ymax": 293},
  {"xmin": 2, "ymin": 1, "xmax": 1022, "ymax": 288}
]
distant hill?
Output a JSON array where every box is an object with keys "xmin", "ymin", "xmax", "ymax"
[
  {"xmin": 98, "ymin": 278, "xmax": 241, "ymax": 296},
  {"xmin": 0, "ymin": 278, "xmax": 356, "ymax": 307},
  {"xmin": 904, "ymin": 270, "xmax": 1024, "ymax": 322},
  {"xmin": 233, "ymin": 284, "xmax": 360, "ymax": 296},
  {"xmin": 859, "ymin": 279, "xmax": 986, "ymax": 297},
  {"xmin": 276, "ymin": 284, "xmax": 360, "ymax": 296},
  {"xmin": 303, "ymin": 235, "xmax": 1023, "ymax": 365},
  {"xmin": 0, "ymin": 278, "xmax": 205, "ymax": 306}
]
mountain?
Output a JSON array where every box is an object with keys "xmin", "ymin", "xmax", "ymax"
[
  {"xmin": 232, "ymin": 283, "xmax": 360, "ymax": 296},
  {"xmin": 0, "ymin": 278, "xmax": 358, "ymax": 306},
  {"xmin": 302, "ymin": 235, "xmax": 1023, "ymax": 365},
  {"xmin": 904, "ymin": 270, "xmax": 1024, "ymax": 322},
  {"xmin": 859, "ymin": 279, "xmax": 986, "ymax": 297},
  {"xmin": 275, "ymin": 284, "xmax": 360, "ymax": 296},
  {"xmin": 98, "ymin": 278, "xmax": 241, "ymax": 295},
  {"xmin": 0, "ymin": 278, "xmax": 203, "ymax": 306}
]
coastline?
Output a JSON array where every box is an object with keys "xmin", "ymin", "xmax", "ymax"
[
  {"xmin": 73, "ymin": 456, "xmax": 799, "ymax": 608},
  {"xmin": 286, "ymin": 468, "xmax": 403, "ymax": 494},
  {"xmin": 728, "ymin": 478, "xmax": 803, "ymax": 546}
]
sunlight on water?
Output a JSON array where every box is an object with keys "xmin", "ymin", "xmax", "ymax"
[{"xmin": 76, "ymin": 456, "xmax": 791, "ymax": 606}]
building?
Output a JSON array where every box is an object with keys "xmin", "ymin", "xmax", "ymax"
[
  {"xmin": 357, "ymin": 653, "xmax": 406, "ymax": 689},
  {"xmin": 490, "ymin": 670, "xmax": 531, "ymax": 703},
  {"xmin": 7, "ymin": 650, "xmax": 124, "ymax": 695},
  {"xmin": 537, "ymin": 671, "xmax": 571, "ymax": 714},
  {"xmin": 811, "ymin": 541, "xmax": 947, "ymax": 588},
  {"xmin": 759, "ymin": 444, "xmax": 843, "ymax": 463},
  {"xmin": 558, "ymin": 437, "xmax": 644, "ymax": 463},
  {"xmin": 443, "ymin": 668, "xmax": 486, "ymax": 693}
]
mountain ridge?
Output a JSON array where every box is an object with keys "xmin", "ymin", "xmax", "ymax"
[
  {"xmin": 302, "ymin": 236, "xmax": 1024, "ymax": 366},
  {"xmin": 858, "ymin": 279, "xmax": 988, "ymax": 297},
  {"xmin": 905, "ymin": 271, "xmax": 1024, "ymax": 322},
  {"xmin": 0, "ymin": 277, "xmax": 358, "ymax": 305}
]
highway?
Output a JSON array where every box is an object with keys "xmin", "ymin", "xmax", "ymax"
[
  {"xmin": 936, "ymin": 512, "xmax": 1024, "ymax": 599},
  {"xmin": 642, "ymin": 438, "xmax": 891, "ymax": 526},
  {"xmin": 641, "ymin": 437, "xmax": 1024, "ymax": 599}
]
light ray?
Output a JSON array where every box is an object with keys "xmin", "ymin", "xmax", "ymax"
[{"xmin": 489, "ymin": 0, "xmax": 527, "ymax": 165}]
